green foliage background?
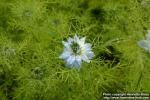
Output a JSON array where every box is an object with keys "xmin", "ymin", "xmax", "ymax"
[{"xmin": 0, "ymin": 0, "xmax": 150, "ymax": 99}]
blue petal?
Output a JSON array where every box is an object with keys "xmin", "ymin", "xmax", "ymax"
[
  {"xmin": 79, "ymin": 37, "xmax": 86, "ymax": 45},
  {"xmin": 68, "ymin": 37, "xmax": 73, "ymax": 45},
  {"xmin": 62, "ymin": 41, "xmax": 72, "ymax": 52},
  {"xmin": 64, "ymin": 47, "xmax": 72, "ymax": 53},
  {"xmin": 74, "ymin": 34, "xmax": 79, "ymax": 42},
  {"xmin": 59, "ymin": 51, "xmax": 71, "ymax": 59},
  {"xmin": 73, "ymin": 61, "xmax": 80, "ymax": 69},
  {"xmin": 86, "ymin": 51, "xmax": 94, "ymax": 59},
  {"xmin": 84, "ymin": 43, "xmax": 92, "ymax": 51},
  {"xmin": 66, "ymin": 55, "xmax": 75, "ymax": 67},
  {"xmin": 74, "ymin": 57, "xmax": 81, "ymax": 68},
  {"xmin": 147, "ymin": 31, "xmax": 150, "ymax": 41},
  {"xmin": 62, "ymin": 41, "xmax": 71, "ymax": 49},
  {"xmin": 138, "ymin": 40, "xmax": 150, "ymax": 51},
  {"xmin": 81, "ymin": 54, "xmax": 90, "ymax": 63}
]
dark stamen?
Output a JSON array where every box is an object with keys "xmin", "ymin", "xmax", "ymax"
[{"xmin": 71, "ymin": 42, "xmax": 80, "ymax": 55}]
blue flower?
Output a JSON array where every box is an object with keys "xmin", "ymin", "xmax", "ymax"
[
  {"xmin": 59, "ymin": 34, "xmax": 94, "ymax": 69},
  {"xmin": 138, "ymin": 30, "xmax": 150, "ymax": 52}
]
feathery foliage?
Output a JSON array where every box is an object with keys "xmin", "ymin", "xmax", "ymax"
[{"xmin": 0, "ymin": 0, "xmax": 150, "ymax": 100}]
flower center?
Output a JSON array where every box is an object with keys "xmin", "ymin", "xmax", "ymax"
[{"xmin": 71, "ymin": 42, "xmax": 80, "ymax": 55}]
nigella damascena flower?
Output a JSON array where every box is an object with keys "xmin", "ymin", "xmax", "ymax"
[
  {"xmin": 138, "ymin": 30, "xmax": 150, "ymax": 52},
  {"xmin": 59, "ymin": 34, "xmax": 94, "ymax": 69}
]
